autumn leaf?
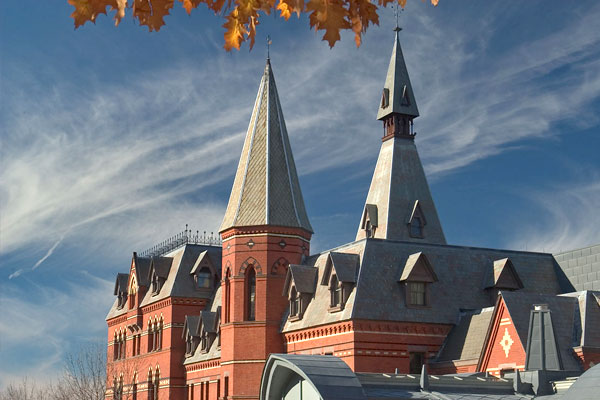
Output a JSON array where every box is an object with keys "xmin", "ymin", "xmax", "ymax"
[
  {"xmin": 181, "ymin": 0, "xmax": 202, "ymax": 14},
  {"xmin": 133, "ymin": 0, "xmax": 175, "ymax": 32},
  {"xmin": 223, "ymin": 7, "xmax": 247, "ymax": 51},
  {"xmin": 348, "ymin": 0, "xmax": 378, "ymax": 47},
  {"xmin": 68, "ymin": 0, "xmax": 442, "ymax": 50},
  {"xmin": 277, "ymin": 0, "xmax": 304, "ymax": 20},
  {"xmin": 68, "ymin": 0, "xmax": 118, "ymax": 27},
  {"xmin": 306, "ymin": 0, "xmax": 351, "ymax": 47}
]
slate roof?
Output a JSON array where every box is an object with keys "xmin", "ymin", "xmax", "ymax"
[
  {"xmin": 376, "ymin": 30, "xmax": 419, "ymax": 119},
  {"xmin": 355, "ymin": 135, "xmax": 446, "ymax": 245},
  {"xmin": 283, "ymin": 238, "xmax": 563, "ymax": 332},
  {"xmin": 114, "ymin": 273, "xmax": 129, "ymax": 295},
  {"xmin": 183, "ymin": 315, "xmax": 200, "ymax": 338},
  {"xmin": 199, "ymin": 309, "xmax": 219, "ymax": 334},
  {"xmin": 219, "ymin": 59, "xmax": 312, "ymax": 233},
  {"xmin": 149, "ymin": 257, "xmax": 173, "ymax": 280},
  {"xmin": 325, "ymin": 252, "xmax": 360, "ymax": 283},
  {"xmin": 560, "ymin": 291, "xmax": 600, "ymax": 348},
  {"xmin": 134, "ymin": 255, "xmax": 151, "ymax": 287},
  {"xmin": 554, "ymin": 245, "xmax": 600, "ymax": 292},
  {"xmin": 106, "ymin": 244, "xmax": 222, "ymax": 320},
  {"xmin": 436, "ymin": 308, "xmax": 495, "ymax": 363},
  {"xmin": 499, "ymin": 291, "xmax": 580, "ymax": 371},
  {"xmin": 285, "ymin": 264, "xmax": 318, "ymax": 295},
  {"xmin": 183, "ymin": 285, "xmax": 222, "ymax": 365}
]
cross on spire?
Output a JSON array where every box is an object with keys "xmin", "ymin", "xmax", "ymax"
[{"xmin": 266, "ymin": 35, "xmax": 272, "ymax": 60}]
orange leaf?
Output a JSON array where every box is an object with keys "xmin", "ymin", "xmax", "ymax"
[
  {"xmin": 181, "ymin": 0, "xmax": 202, "ymax": 14},
  {"xmin": 133, "ymin": 0, "xmax": 174, "ymax": 32},
  {"xmin": 347, "ymin": 0, "xmax": 378, "ymax": 47},
  {"xmin": 68, "ymin": 0, "xmax": 119, "ymax": 28},
  {"xmin": 223, "ymin": 8, "xmax": 247, "ymax": 51},
  {"xmin": 306, "ymin": 0, "xmax": 350, "ymax": 47},
  {"xmin": 431, "ymin": 0, "xmax": 439, "ymax": 5},
  {"xmin": 398, "ymin": 0, "xmax": 406, "ymax": 8},
  {"xmin": 277, "ymin": 0, "xmax": 304, "ymax": 20}
]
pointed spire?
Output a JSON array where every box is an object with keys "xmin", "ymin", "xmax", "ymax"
[
  {"xmin": 220, "ymin": 60, "xmax": 312, "ymax": 233},
  {"xmin": 356, "ymin": 31, "xmax": 445, "ymax": 244},
  {"xmin": 377, "ymin": 29, "xmax": 419, "ymax": 121}
]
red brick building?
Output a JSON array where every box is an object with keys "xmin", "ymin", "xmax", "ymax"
[{"xmin": 106, "ymin": 30, "xmax": 600, "ymax": 400}]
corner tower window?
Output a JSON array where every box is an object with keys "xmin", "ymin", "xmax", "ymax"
[
  {"xmin": 246, "ymin": 267, "xmax": 256, "ymax": 321},
  {"xmin": 224, "ymin": 270, "xmax": 231, "ymax": 323}
]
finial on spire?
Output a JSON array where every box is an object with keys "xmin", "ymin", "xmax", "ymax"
[
  {"xmin": 393, "ymin": 4, "xmax": 403, "ymax": 32},
  {"xmin": 266, "ymin": 35, "xmax": 272, "ymax": 60}
]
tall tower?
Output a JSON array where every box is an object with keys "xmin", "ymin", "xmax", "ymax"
[
  {"xmin": 356, "ymin": 28, "xmax": 446, "ymax": 244},
  {"xmin": 219, "ymin": 59, "xmax": 313, "ymax": 399}
]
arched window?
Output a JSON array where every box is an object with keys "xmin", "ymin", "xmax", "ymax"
[
  {"xmin": 246, "ymin": 267, "xmax": 256, "ymax": 321},
  {"xmin": 196, "ymin": 267, "xmax": 212, "ymax": 289},
  {"xmin": 117, "ymin": 374, "xmax": 124, "ymax": 400},
  {"xmin": 330, "ymin": 275, "xmax": 341, "ymax": 307},
  {"xmin": 157, "ymin": 318, "xmax": 163, "ymax": 350},
  {"xmin": 154, "ymin": 370, "xmax": 160, "ymax": 400},
  {"xmin": 224, "ymin": 270, "xmax": 231, "ymax": 323},
  {"xmin": 147, "ymin": 370, "xmax": 154, "ymax": 400}
]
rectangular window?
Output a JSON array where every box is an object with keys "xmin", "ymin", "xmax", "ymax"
[{"xmin": 408, "ymin": 282, "xmax": 426, "ymax": 306}]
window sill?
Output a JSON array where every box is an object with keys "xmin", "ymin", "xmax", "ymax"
[
  {"xmin": 328, "ymin": 305, "xmax": 344, "ymax": 313},
  {"xmin": 288, "ymin": 315, "xmax": 301, "ymax": 322}
]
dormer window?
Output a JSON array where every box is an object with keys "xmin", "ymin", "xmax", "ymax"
[
  {"xmin": 361, "ymin": 204, "xmax": 378, "ymax": 239},
  {"xmin": 410, "ymin": 216, "xmax": 422, "ymax": 238},
  {"xmin": 196, "ymin": 268, "xmax": 212, "ymax": 289},
  {"xmin": 320, "ymin": 252, "xmax": 359, "ymax": 313},
  {"xmin": 283, "ymin": 265, "xmax": 317, "ymax": 322},
  {"xmin": 151, "ymin": 273, "xmax": 159, "ymax": 295},
  {"xmin": 407, "ymin": 200, "xmax": 426, "ymax": 239},
  {"xmin": 289, "ymin": 287, "xmax": 300, "ymax": 318},
  {"xmin": 329, "ymin": 275, "xmax": 342, "ymax": 309},
  {"xmin": 399, "ymin": 252, "xmax": 438, "ymax": 308},
  {"xmin": 408, "ymin": 282, "xmax": 426, "ymax": 306},
  {"xmin": 201, "ymin": 331, "xmax": 208, "ymax": 353},
  {"xmin": 117, "ymin": 291, "xmax": 128, "ymax": 309}
]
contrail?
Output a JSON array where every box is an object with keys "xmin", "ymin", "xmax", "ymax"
[
  {"xmin": 9, "ymin": 233, "xmax": 66, "ymax": 279},
  {"xmin": 32, "ymin": 236, "xmax": 64, "ymax": 271}
]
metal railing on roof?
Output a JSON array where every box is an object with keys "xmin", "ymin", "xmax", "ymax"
[{"xmin": 139, "ymin": 225, "xmax": 221, "ymax": 258}]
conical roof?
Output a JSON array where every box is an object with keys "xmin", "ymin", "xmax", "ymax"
[
  {"xmin": 377, "ymin": 29, "xmax": 419, "ymax": 120},
  {"xmin": 220, "ymin": 60, "xmax": 312, "ymax": 233}
]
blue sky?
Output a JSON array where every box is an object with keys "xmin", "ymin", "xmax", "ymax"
[{"xmin": 1, "ymin": 0, "xmax": 599, "ymax": 386}]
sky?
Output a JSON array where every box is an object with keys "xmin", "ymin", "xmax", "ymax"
[{"xmin": 1, "ymin": 0, "xmax": 600, "ymax": 387}]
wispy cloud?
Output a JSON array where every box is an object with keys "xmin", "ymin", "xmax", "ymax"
[{"xmin": 506, "ymin": 173, "xmax": 600, "ymax": 253}]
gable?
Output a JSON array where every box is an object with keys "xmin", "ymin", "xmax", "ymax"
[
  {"xmin": 478, "ymin": 296, "xmax": 526, "ymax": 374},
  {"xmin": 399, "ymin": 252, "xmax": 437, "ymax": 283},
  {"xmin": 114, "ymin": 273, "xmax": 129, "ymax": 295},
  {"xmin": 485, "ymin": 258, "xmax": 523, "ymax": 290},
  {"xmin": 320, "ymin": 252, "xmax": 360, "ymax": 285},
  {"xmin": 361, "ymin": 204, "xmax": 378, "ymax": 229},
  {"xmin": 406, "ymin": 200, "xmax": 427, "ymax": 225},
  {"xmin": 284, "ymin": 265, "xmax": 318, "ymax": 296},
  {"xmin": 190, "ymin": 250, "xmax": 216, "ymax": 276}
]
